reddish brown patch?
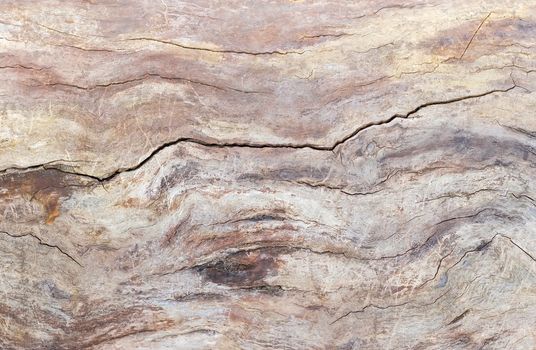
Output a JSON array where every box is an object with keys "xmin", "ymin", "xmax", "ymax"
[
  {"xmin": 0, "ymin": 169, "xmax": 90, "ymax": 224},
  {"xmin": 67, "ymin": 305, "xmax": 174, "ymax": 348},
  {"xmin": 229, "ymin": 307, "xmax": 252, "ymax": 324},
  {"xmin": 117, "ymin": 197, "xmax": 142, "ymax": 208},
  {"xmin": 161, "ymin": 216, "xmax": 190, "ymax": 247},
  {"xmin": 425, "ymin": 16, "xmax": 536, "ymax": 62},
  {"xmin": 390, "ymin": 285, "xmax": 410, "ymax": 294},
  {"xmin": 39, "ymin": 191, "xmax": 61, "ymax": 224}
]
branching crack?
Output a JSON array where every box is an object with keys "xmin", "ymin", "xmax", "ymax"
[
  {"xmin": 289, "ymin": 180, "xmax": 384, "ymax": 196},
  {"xmin": 0, "ymin": 64, "xmax": 47, "ymax": 71},
  {"xmin": 123, "ymin": 37, "xmax": 307, "ymax": 56},
  {"xmin": 0, "ymin": 85, "xmax": 516, "ymax": 182},
  {"xmin": 502, "ymin": 234, "xmax": 536, "ymax": 262},
  {"xmin": 330, "ymin": 289, "xmax": 450, "ymax": 324},
  {"xmin": 417, "ymin": 232, "xmax": 536, "ymax": 290},
  {"xmin": 499, "ymin": 122, "xmax": 536, "ymax": 139},
  {"xmin": 43, "ymin": 73, "xmax": 265, "ymax": 94},
  {"xmin": 510, "ymin": 192, "xmax": 536, "ymax": 207},
  {"xmin": 300, "ymin": 33, "xmax": 352, "ymax": 40},
  {"xmin": 418, "ymin": 188, "xmax": 497, "ymax": 203},
  {"xmin": 0, "ymin": 159, "xmax": 102, "ymax": 183},
  {"xmin": 373, "ymin": 208, "xmax": 493, "ymax": 261},
  {"xmin": 0, "ymin": 230, "xmax": 82, "ymax": 267},
  {"xmin": 330, "ymin": 301, "xmax": 411, "ymax": 324}
]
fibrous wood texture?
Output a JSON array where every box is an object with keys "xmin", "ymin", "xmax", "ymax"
[{"xmin": 1, "ymin": 1, "xmax": 536, "ymax": 349}]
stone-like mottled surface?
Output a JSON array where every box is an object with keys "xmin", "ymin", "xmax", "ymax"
[{"xmin": 1, "ymin": 1, "xmax": 536, "ymax": 349}]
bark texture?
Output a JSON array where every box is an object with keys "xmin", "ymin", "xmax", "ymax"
[{"xmin": 1, "ymin": 1, "xmax": 536, "ymax": 349}]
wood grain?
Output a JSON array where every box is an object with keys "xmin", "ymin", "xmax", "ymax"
[{"xmin": 1, "ymin": 1, "xmax": 536, "ymax": 349}]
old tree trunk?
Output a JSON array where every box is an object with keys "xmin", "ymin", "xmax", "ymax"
[{"xmin": 1, "ymin": 1, "xmax": 535, "ymax": 349}]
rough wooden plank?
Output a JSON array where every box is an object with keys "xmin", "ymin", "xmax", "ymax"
[{"xmin": 1, "ymin": 1, "xmax": 535, "ymax": 349}]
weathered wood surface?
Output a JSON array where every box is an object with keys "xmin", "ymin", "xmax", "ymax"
[{"xmin": 1, "ymin": 1, "xmax": 536, "ymax": 349}]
